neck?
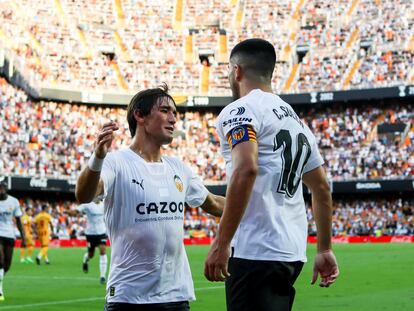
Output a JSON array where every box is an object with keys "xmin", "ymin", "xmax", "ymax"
[
  {"xmin": 240, "ymin": 81, "xmax": 273, "ymax": 98},
  {"xmin": 130, "ymin": 136, "xmax": 162, "ymax": 163}
]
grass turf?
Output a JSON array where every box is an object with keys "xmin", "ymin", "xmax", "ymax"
[{"xmin": 0, "ymin": 244, "xmax": 413, "ymax": 310}]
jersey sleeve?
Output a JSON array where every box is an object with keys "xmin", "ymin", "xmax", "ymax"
[
  {"xmin": 77, "ymin": 204, "xmax": 86, "ymax": 213},
  {"xmin": 13, "ymin": 198, "xmax": 23, "ymax": 217},
  {"xmin": 182, "ymin": 163, "xmax": 209, "ymax": 208},
  {"xmin": 100, "ymin": 152, "xmax": 117, "ymax": 199},
  {"xmin": 303, "ymin": 137, "xmax": 324, "ymax": 173},
  {"xmin": 217, "ymin": 104, "xmax": 259, "ymax": 150}
]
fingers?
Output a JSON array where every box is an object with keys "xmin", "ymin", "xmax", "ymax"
[
  {"xmin": 204, "ymin": 262, "xmax": 211, "ymax": 281},
  {"xmin": 96, "ymin": 122, "xmax": 119, "ymax": 155},
  {"xmin": 97, "ymin": 128, "xmax": 116, "ymax": 143},
  {"xmin": 319, "ymin": 266, "xmax": 339, "ymax": 287},
  {"xmin": 204, "ymin": 261, "xmax": 230, "ymax": 282},
  {"xmin": 311, "ymin": 268, "xmax": 318, "ymax": 285}
]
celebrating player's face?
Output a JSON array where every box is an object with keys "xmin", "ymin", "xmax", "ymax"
[{"xmin": 146, "ymin": 97, "xmax": 177, "ymax": 145}]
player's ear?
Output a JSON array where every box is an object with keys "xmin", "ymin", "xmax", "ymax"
[
  {"xmin": 234, "ymin": 64, "xmax": 243, "ymax": 82},
  {"xmin": 134, "ymin": 110, "xmax": 145, "ymax": 125}
]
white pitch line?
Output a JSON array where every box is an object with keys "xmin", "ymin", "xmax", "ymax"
[
  {"xmin": 10, "ymin": 275, "xmax": 219, "ymax": 284},
  {"xmin": 0, "ymin": 285, "xmax": 225, "ymax": 309},
  {"xmin": 11, "ymin": 275, "xmax": 97, "ymax": 281}
]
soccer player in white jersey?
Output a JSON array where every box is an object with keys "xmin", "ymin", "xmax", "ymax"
[
  {"xmin": 72, "ymin": 196, "xmax": 108, "ymax": 284},
  {"xmin": 0, "ymin": 181, "xmax": 26, "ymax": 302},
  {"xmin": 76, "ymin": 85, "xmax": 225, "ymax": 311},
  {"xmin": 204, "ymin": 39, "xmax": 340, "ymax": 311}
]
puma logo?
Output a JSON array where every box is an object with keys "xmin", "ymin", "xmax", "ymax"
[{"xmin": 132, "ymin": 179, "xmax": 144, "ymax": 190}]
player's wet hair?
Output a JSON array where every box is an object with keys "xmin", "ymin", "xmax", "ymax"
[
  {"xmin": 230, "ymin": 38, "xmax": 276, "ymax": 84},
  {"xmin": 127, "ymin": 83, "xmax": 176, "ymax": 137}
]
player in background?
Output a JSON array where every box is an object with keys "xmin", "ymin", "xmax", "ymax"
[
  {"xmin": 0, "ymin": 181, "xmax": 26, "ymax": 301},
  {"xmin": 34, "ymin": 205, "xmax": 54, "ymax": 265},
  {"xmin": 76, "ymin": 85, "xmax": 225, "ymax": 311},
  {"xmin": 68, "ymin": 196, "xmax": 108, "ymax": 284},
  {"xmin": 20, "ymin": 207, "xmax": 35, "ymax": 263},
  {"xmin": 204, "ymin": 39, "xmax": 339, "ymax": 311}
]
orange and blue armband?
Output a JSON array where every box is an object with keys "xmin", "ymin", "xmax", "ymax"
[{"xmin": 226, "ymin": 124, "xmax": 257, "ymax": 149}]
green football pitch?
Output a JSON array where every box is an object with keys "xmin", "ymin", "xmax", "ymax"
[{"xmin": 1, "ymin": 244, "xmax": 413, "ymax": 311}]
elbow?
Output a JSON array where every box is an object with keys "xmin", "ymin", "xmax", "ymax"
[
  {"xmin": 75, "ymin": 188, "xmax": 92, "ymax": 204},
  {"xmin": 239, "ymin": 164, "xmax": 258, "ymax": 179}
]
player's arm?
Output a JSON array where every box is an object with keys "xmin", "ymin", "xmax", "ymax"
[
  {"xmin": 303, "ymin": 166, "xmax": 339, "ymax": 287},
  {"xmin": 48, "ymin": 217, "xmax": 54, "ymax": 236},
  {"xmin": 205, "ymin": 140, "xmax": 258, "ymax": 282},
  {"xmin": 15, "ymin": 216, "xmax": 26, "ymax": 247},
  {"xmin": 199, "ymin": 193, "xmax": 225, "ymax": 217},
  {"xmin": 76, "ymin": 121, "xmax": 118, "ymax": 203}
]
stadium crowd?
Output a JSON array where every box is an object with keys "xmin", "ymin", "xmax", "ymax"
[
  {"xmin": 1, "ymin": 79, "xmax": 413, "ymax": 181},
  {"xmin": 1, "ymin": 0, "xmax": 413, "ymax": 95},
  {"xmin": 16, "ymin": 197, "xmax": 414, "ymax": 239},
  {"xmin": 308, "ymin": 198, "xmax": 414, "ymax": 236}
]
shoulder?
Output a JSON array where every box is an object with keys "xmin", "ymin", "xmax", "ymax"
[
  {"xmin": 8, "ymin": 195, "xmax": 19, "ymax": 205},
  {"xmin": 105, "ymin": 149, "xmax": 127, "ymax": 161},
  {"xmin": 162, "ymin": 156, "xmax": 186, "ymax": 170},
  {"xmin": 162, "ymin": 156, "xmax": 193, "ymax": 176}
]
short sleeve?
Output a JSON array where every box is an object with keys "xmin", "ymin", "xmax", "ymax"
[
  {"xmin": 13, "ymin": 198, "xmax": 23, "ymax": 217},
  {"xmin": 77, "ymin": 204, "xmax": 86, "ymax": 213},
  {"xmin": 183, "ymin": 164, "xmax": 209, "ymax": 208},
  {"xmin": 217, "ymin": 104, "xmax": 260, "ymax": 150},
  {"xmin": 100, "ymin": 153, "xmax": 117, "ymax": 199},
  {"xmin": 303, "ymin": 139, "xmax": 324, "ymax": 173}
]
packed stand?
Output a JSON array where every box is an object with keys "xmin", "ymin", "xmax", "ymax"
[
  {"xmin": 307, "ymin": 197, "xmax": 414, "ymax": 236},
  {"xmin": 2, "ymin": 0, "xmax": 413, "ymax": 95},
  {"xmin": 0, "ymin": 79, "xmax": 225, "ymax": 181},
  {"xmin": 303, "ymin": 104, "xmax": 414, "ymax": 180},
  {"xmin": 2, "ymin": 79, "xmax": 413, "ymax": 181}
]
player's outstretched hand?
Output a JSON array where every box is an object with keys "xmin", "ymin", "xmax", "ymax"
[
  {"xmin": 95, "ymin": 121, "xmax": 119, "ymax": 159},
  {"xmin": 204, "ymin": 239, "xmax": 231, "ymax": 282},
  {"xmin": 311, "ymin": 249, "xmax": 339, "ymax": 288}
]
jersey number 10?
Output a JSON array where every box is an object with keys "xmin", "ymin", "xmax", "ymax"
[{"xmin": 274, "ymin": 130, "xmax": 311, "ymax": 197}]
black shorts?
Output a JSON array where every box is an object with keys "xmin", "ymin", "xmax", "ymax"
[
  {"xmin": 0, "ymin": 236, "xmax": 15, "ymax": 247},
  {"xmin": 86, "ymin": 234, "xmax": 107, "ymax": 250},
  {"xmin": 225, "ymin": 256, "xmax": 304, "ymax": 311},
  {"xmin": 104, "ymin": 301, "xmax": 190, "ymax": 311}
]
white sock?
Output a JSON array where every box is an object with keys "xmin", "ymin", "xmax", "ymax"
[
  {"xmin": 0, "ymin": 268, "xmax": 4, "ymax": 295},
  {"xmin": 83, "ymin": 253, "xmax": 89, "ymax": 263},
  {"xmin": 99, "ymin": 255, "xmax": 107, "ymax": 278}
]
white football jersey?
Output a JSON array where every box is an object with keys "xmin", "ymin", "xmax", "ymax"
[
  {"xmin": 216, "ymin": 89, "xmax": 324, "ymax": 262},
  {"xmin": 0, "ymin": 195, "xmax": 22, "ymax": 239},
  {"xmin": 101, "ymin": 148, "xmax": 209, "ymax": 304},
  {"xmin": 77, "ymin": 201, "xmax": 106, "ymax": 236}
]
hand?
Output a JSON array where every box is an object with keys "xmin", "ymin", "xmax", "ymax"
[
  {"xmin": 311, "ymin": 249, "xmax": 339, "ymax": 287},
  {"xmin": 20, "ymin": 238, "xmax": 26, "ymax": 248},
  {"xmin": 204, "ymin": 239, "xmax": 231, "ymax": 282},
  {"xmin": 95, "ymin": 121, "xmax": 119, "ymax": 158}
]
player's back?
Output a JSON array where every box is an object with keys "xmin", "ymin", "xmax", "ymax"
[
  {"xmin": 34, "ymin": 212, "xmax": 51, "ymax": 233},
  {"xmin": 217, "ymin": 89, "xmax": 323, "ymax": 261}
]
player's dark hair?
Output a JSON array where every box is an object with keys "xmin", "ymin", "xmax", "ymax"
[
  {"xmin": 230, "ymin": 38, "xmax": 276, "ymax": 83},
  {"xmin": 127, "ymin": 83, "xmax": 175, "ymax": 137},
  {"xmin": 41, "ymin": 205, "xmax": 48, "ymax": 211}
]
